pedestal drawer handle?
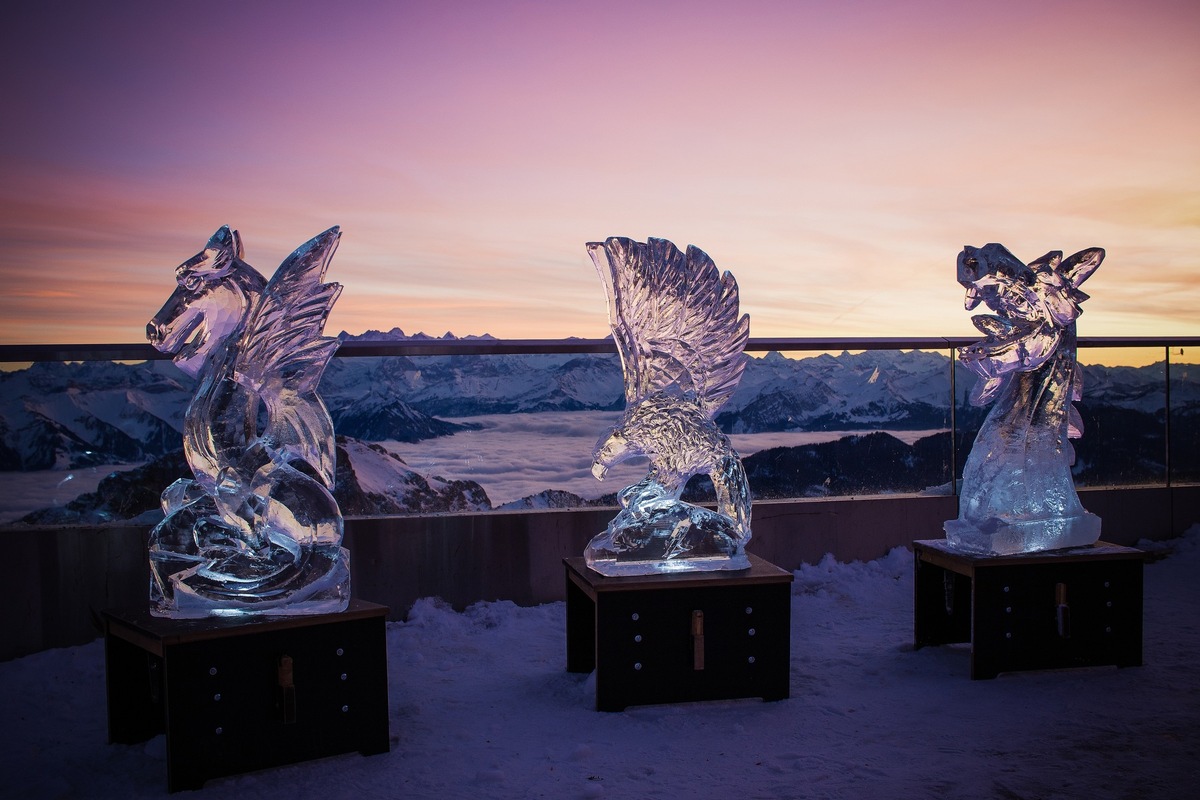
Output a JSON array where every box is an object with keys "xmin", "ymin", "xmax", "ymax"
[{"xmin": 278, "ymin": 655, "xmax": 297, "ymax": 724}]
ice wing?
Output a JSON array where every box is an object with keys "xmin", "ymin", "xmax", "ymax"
[
  {"xmin": 236, "ymin": 227, "xmax": 343, "ymax": 397},
  {"xmin": 234, "ymin": 227, "xmax": 343, "ymax": 486},
  {"xmin": 588, "ymin": 237, "xmax": 749, "ymax": 415}
]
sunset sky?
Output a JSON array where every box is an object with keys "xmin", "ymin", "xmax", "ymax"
[{"xmin": 2, "ymin": 0, "xmax": 1198, "ymax": 351}]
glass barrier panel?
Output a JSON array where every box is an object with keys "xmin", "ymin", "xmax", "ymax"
[
  {"xmin": 0, "ymin": 358, "xmax": 186, "ymax": 525},
  {"xmin": 1169, "ymin": 347, "xmax": 1200, "ymax": 485},
  {"xmin": 724, "ymin": 349, "xmax": 954, "ymax": 501},
  {"xmin": 1072, "ymin": 346, "xmax": 1167, "ymax": 488},
  {"xmin": 374, "ymin": 348, "xmax": 957, "ymax": 508}
]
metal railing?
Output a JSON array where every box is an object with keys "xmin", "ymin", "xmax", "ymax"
[{"xmin": 4, "ymin": 334, "xmax": 1198, "ymax": 362}]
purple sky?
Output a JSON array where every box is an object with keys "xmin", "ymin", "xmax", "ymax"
[{"xmin": 2, "ymin": 0, "xmax": 1198, "ymax": 352}]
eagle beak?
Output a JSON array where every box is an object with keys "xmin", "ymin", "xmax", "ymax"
[
  {"xmin": 591, "ymin": 462, "xmax": 608, "ymax": 481},
  {"xmin": 964, "ymin": 286, "xmax": 982, "ymax": 310}
]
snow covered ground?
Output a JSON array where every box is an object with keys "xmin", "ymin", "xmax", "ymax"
[{"xmin": 3, "ymin": 530, "xmax": 1198, "ymax": 799}]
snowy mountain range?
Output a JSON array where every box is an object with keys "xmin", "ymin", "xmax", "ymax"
[{"xmin": 1, "ymin": 331, "xmax": 1195, "ymax": 522}]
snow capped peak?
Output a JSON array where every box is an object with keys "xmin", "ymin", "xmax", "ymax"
[
  {"xmin": 339, "ymin": 327, "xmax": 408, "ymax": 341},
  {"xmin": 338, "ymin": 328, "xmax": 496, "ymax": 342}
]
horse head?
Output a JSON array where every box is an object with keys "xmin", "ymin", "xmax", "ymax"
[
  {"xmin": 147, "ymin": 226, "xmax": 269, "ymax": 378},
  {"xmin": 955, "ymin": 244, "xmax": 1103, "ymax": 404}
]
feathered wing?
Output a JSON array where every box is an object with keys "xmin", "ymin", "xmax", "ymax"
[
  {"xmin": 235, "ymin": 226, "xmax": 343, "ymax": 484},
  {"xmin": 1062, "ymin": 248, "xmax": 1102, "ymax": 444},
  {"xmin": 237, "ymin": 227, "xmax": 343, "ymax": 394},
  {"xmin": 588, "ymin": 237, "xmax": 749, "ymax": 416}
]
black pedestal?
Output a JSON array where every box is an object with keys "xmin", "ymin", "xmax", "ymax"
[
  {"xmin": 913, "ymin": 539, "xmax": 1144, "ymax": 679},
  {"xmin": 565, "ymin": 554, "xmax": 793, "ymax": 711},
  {"xmin": 103, "ymin": 599, "xmax": 390, "ymax": 792}
]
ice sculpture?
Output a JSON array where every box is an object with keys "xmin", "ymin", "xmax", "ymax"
[
  {"xmin": 945, "ymin": 243, "xmax": 1105, "ymax": 555},
  {"xmin": 585, "ymin": 237, "xmax": 752, "ymax": 575},
  {"xmin": 144, "ymin": 226, "xmax": 349, "ymax": 617}
]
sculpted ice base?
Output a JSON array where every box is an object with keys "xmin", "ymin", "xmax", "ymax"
[
  {"xmin": 944, "ymin": 512, "xmax": 1101, "ymax": 556},
  {"xmin": 151, "ymin": 545, "xmax": 351, "ymax": 618},
  {"xmin": 586, "ymin": 554, "xmax": 752, "ymax": 577},
  {"xmin": 583, "ymin": 483, "xmax": 750, "ymax": 576}
]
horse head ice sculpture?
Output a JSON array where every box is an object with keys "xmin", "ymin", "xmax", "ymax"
[
  {"xmin": 145, "ymin": 226, "xmax": 349, "ymax": 617},
  {"xmin": 585, "ymin": 237, "xmax": 752, "ymax": 575},
  {"xmin": 945, "ymin": 243, "xmax": 1104, "ymax": 554}
]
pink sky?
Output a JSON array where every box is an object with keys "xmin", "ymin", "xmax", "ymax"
[{"xmin": 2, "ymin": 0, "xmax": 1198, "ymax": 350}]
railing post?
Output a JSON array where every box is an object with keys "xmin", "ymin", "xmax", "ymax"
[
  {"xmin": 949, "ymin": 344, "xmax": 958, "ymax": 497},
  {"xmin": 1165, "ymin": 345, "xmax": 1172, "ymax": 489}
]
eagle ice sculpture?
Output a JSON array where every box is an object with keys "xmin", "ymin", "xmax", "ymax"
[
  {"xmin": 145, "ymin": 226, "xmax": 349, "ymax": 617},
  {"xmin": 946, "ymin": 243, "xmax": 1104, "ymax": 555},
  {"xmin": 586, "ymin": 237, "xmax": 752, "ymax": 576}
]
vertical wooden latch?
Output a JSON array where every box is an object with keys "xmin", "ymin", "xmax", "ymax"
[
  {"xmin": 1055, "ymin": 583, "xmax": 1071, "ymax": 639},
  {"xmin": 943, "ymin": 571, "xmax": 956, "ymax": 616},
  {"xmin": 277, "ymin": 655, "xmax": 297, "ymax": 723},
  {"xmin": 692, "ymin": 610, "xmax": 705, "ymax": 670}
]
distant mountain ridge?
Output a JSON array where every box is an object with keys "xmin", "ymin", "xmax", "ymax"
[
  {"xmin": 343, "ymin": 327, "xmax": 499, "ymax": 341},
  {"xmin": 1, "ymin": 333, "xmax": 1194, "ymax": 473}
]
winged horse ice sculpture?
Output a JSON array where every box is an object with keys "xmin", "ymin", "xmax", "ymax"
[
  {"xmin": 946, "ymin": 243, "xmax": 1104, "ymax": 554},
  {"xmin": 145, "ymin": 225, "xmax": 349, "ymax": 617},
  {"xmin": 585, "ymin": 237, "xmax": 752, "ymax": 575}
]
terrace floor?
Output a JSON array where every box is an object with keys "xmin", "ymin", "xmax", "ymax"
[{"xmin": 3, "ymin": 530, "xmax": 1198, "ymax": 799}]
